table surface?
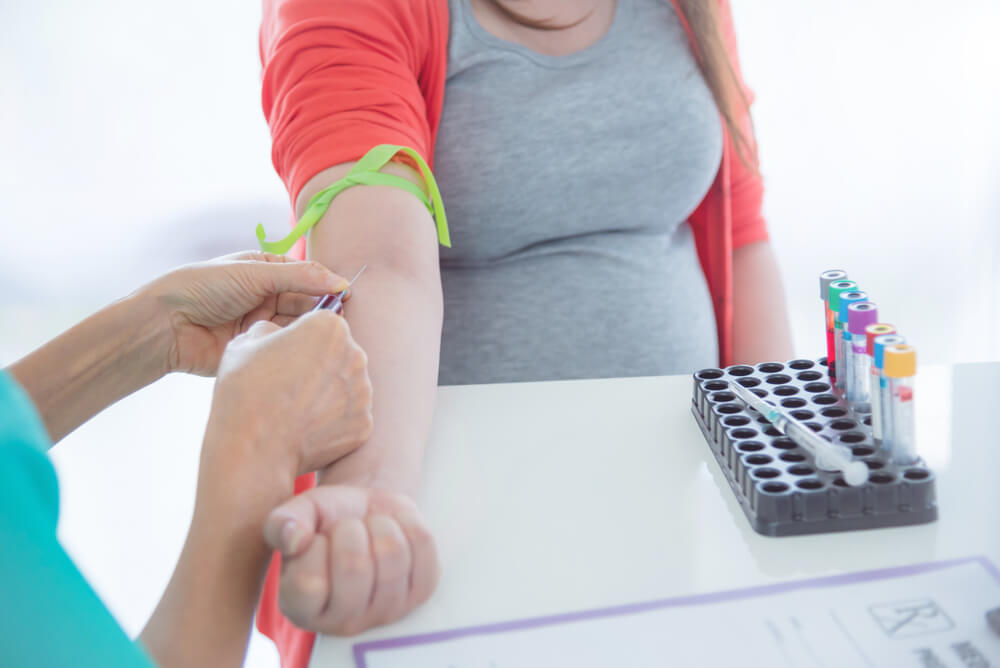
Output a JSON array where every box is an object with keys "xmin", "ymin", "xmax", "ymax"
[{"xmin": 49, "ymin": 363, "xmax": 1000, "ymax": 667}]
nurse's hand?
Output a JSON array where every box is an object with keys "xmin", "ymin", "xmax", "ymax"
[
  {"xmin": 262, "ymin": 486, "xmax": 440, "ymax": 635},
  {"xmin": 202, "ymin": 310, "xmax": 374, "ymax": 478},
  {"xmin": 143, "ymin": 251, "xmax": 352, "ymax": 376}
]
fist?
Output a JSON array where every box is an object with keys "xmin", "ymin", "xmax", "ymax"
[
  {"xmin": 206, "ymin": 310, "xmax": 373, "ymax": 476},
  {"xmin": 263, "ymin": 486, "xmax": 440, "ymax": 635}
]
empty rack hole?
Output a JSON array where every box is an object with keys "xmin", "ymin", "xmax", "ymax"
[
  {"xmin": 730, "ymin": 428, "xmax": 759, "ymax": 440},
  {"xmin": 736, "ymin": 441, "xmax": 765, "ymax": 453},
  {"xmin": 723, "ymin": 416, "xmax": 751, "ymax": 427},
  {"xmin": 758, "ymin": 362, "xmax": 785, "ymax": 373},
  {"xmin": 736, "ymin": 377, "xmax": 761, "ymax": 388},
  {"xmin": 704, "ymin": 380, "xmax": 728, "ymax": 391},
  {"xmin": 833, "ymin": 478, "xmax": 850, "ymax": 487},
  {"xmin": 745, "ymin": 454, "xmax": 773, "ymax": 465},
  {"xmin": 757, "ymin": 415, "xmax": 772, "ymax": 424},
  {"xmin": 796, "ymin": 370, "xmax": 824, "ymax": 382},
  {"xmin": 788, "ymin": 465, "xmax": 816, "ymax": 476},
  {"xmin": 781, "ymin": 398, "xmax": 808, "ymax": 409},
  {"xmin": 780, "ymin": 452, "xmax": 806, "ymax": 462},
  {"xmin": 840, "ymin": 432, "xmax": 867, "ymax": 444},
  {"xmin": 804, "ymin": 382, "xmax": 832, "ymax": 393},
  {"xmin": 717, "ymin": 404, "xmax": 743, "ymax": 414},
  {"xmin": 870, "ymin": 472, "xmax": 895, "ymax": 484},
  {"xmin": 863, "ymin": 416, "xmax": 872, "ymax": 426},
  {"xmin": 851, "ymin": 446, "xmax": 875, "ymax": 457},
  {"xmin": 790, "ymin": 409, "xmax": 815, "ymax": 421},
  {"xmin": 751, "ymin": 388, "xmax": 769, "ymax": 398},
  {"xmin": 865, "ymin": 460, "xmax": 886, "ymax": 470},
  {"xmin": 697, "ymin": 369, "xmax": 724, "ymax": 380},
  {"xmin": 753, "ymin": 467, "xmax": 781, "ymax": 479},
  {"xmin": 829, "ymin": 419, "xmax": 856, "ymax": 431},
  {"xmin": 766, "ymin": 374, "xmax": 793, "ymax": 385},
  {"xmin": 818, "ymin": 357, "xmax": 829, "ymax": 367},
  {"xmin": 727, "ymin": 365, "xmax": 754, "ymax": 377},
  {"xmin": 812, "ymin": 394, "xmax": 838, "ymax": 406},
  {"xmin": 904, "ymin": 469, "xmax": 931, "ymax": 481},
  {"xmin": 805, "ymin": 422, "xmax": 823, "ymax": 432},
  {"xmin": 796, "ymin": 479, "xmax": 824, "ymax": 490},
  {"xmin": 774, "ymin": 385, "xmax": 799, "ymax": 396},
  {"xmin": 772, "ymin": 437, "xmax": 797, "ymax": 450},
  {"xmin": 761, "ymin": 481, "xmax": 790, "ymax": 493},
  {"xmin": 789, "ymin": 359, "xmax": 816, "ymax": 370},
  {"xmin": 710, "ymin": 391, "xmax": 736, "ymax": 403},
  {"xmin": 820, "ymin": 407, "xmax": 848, "ymax": 418},
  {"xmin": 764, "ymin": 426, "xmax": 782, "ymax": 437}
]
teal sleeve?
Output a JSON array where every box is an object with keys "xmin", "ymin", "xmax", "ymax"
[{"xmin": 0, "ymin": 371, "xmax": 157, "ymax": 668}]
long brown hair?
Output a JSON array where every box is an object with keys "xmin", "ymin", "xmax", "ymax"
[{"xmin": 485, "ymin": 0, "xmax": 756, "ymax": 166}]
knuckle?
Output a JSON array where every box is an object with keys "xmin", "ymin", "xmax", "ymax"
[
  {"xmin": 359, "ymin": 412, "xmax": 375, "ymax": 440},
  {"xmin": 336, "ymin": 551, "xmax": 372, "ymax": 578}
]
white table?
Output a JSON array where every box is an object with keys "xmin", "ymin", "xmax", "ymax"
[
  {"xmin": 50, "ymin": 363, "xmax": 1000, "ymax": 667},
  {"xmin": 311, "ymin": 363, "xmax": 1000, "ymax": 666}
]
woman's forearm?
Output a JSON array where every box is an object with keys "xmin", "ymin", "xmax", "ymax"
[
  {"xmin": 8, "ymin": 294, "xmax": 169, "ymax": 443},
  {"xmin": 731, "ymin": 241, "xmax": 795, "ymax": 364},
  {"xmin": 300, "ymin": 163, "xmax": 443, "ymax": 497}
]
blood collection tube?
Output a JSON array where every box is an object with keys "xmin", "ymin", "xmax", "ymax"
[
  {"xmin": 846, "ymin": 302, "xmax": 879, "ymax": 410},
  {"xmin": 865, "ymin": 324, "xmax": 896, "ymax": 443},
  {"xmin": 819, "ymin": 271, "xmax": 848, "ymax": 373},
  {"xmin": 836, "ymin": 290, "xmax": 868, "ymax": 394},
  {"xmin": 883, "ymin": 344, "xmax": 917, "ymax": 465},
  {"xmin": 873, "ymin": 334, "xmax": 906, "ymax": 448},
  {"xmin": 827, "ymin": 280, "xmax": 858, "ymax": 384}
]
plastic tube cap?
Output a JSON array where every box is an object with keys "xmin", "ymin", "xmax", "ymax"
[
  {"xmin": 848, "ymin": 302, "xmax": 879, "ymax": 335},
  {"xmin": 866, "ymin": 324, "xmax": 896, "ymax": 357},
  {"xmin": 828, "ymin": 280, "xmax": 858, "ymax": 313},
  {"xmin": 838, "ymin": 291, "xmax": 868, "ymax": 323},
  {"xmin": 820, "ymin": 270, "xmax": 848, "ymax": 300},
  {"xmin": 884, "ymin": 344, "xmax": 917, "ymax": 378},
  {"xmin": 873, "ymin": 334, "xmax": 906, "ymax": 369}
]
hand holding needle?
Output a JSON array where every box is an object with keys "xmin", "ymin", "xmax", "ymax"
[{"xmin": 311, "ymin": 265, "xmax": 367, "ymax": 315}]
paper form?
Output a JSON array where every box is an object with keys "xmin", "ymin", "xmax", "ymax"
[{"xmin": 354, "ymin": 557, "xmax": 1000, "ymax": 668}]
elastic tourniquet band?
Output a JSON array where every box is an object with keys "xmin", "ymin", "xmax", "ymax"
[{"xmin": 256, "ymin": 144, "xmax": 450, "ymax": 254}]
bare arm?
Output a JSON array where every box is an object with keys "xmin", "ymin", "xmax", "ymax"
[
  {"xmin": 8, "ymin": 296, "xmax": 169, "ymax": 444},
  {"xmin": 301, "ymin": 162, "xmax": 442, "ymax": 496},
  {"xmin": 731, "ymin": 241, "xmax": 794, "ymax": 364}
]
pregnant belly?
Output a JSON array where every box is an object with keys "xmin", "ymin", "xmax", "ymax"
[{"xmin": 437, "ymin": 227, "xmax": 718, "ymax": 385}]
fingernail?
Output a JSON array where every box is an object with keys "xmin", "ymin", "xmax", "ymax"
[
  {"xmin": 332, "ymin": 279, "xmax": 350, "ymax": 292},
  {"xmin": 280, "ymin": 519, "xmax": 304, "ymax": 554}
]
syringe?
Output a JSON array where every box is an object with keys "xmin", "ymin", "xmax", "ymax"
[{"xmin": 728, "ymin": 380, "xmax": 869, "ymax": 487}]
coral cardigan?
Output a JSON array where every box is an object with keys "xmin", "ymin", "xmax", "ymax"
[{"xmin": 258, "ymin": 1, "xmax": 767, "ymax": 666}]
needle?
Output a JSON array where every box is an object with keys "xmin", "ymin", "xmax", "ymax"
[{"xmin": 311, "ymin": 264, "xmax": 367, "ymax": 314}]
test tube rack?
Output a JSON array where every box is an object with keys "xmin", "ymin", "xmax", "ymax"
[{"xmin": 690, "ymin": 358, "xmax": 937, "ymax": 537}]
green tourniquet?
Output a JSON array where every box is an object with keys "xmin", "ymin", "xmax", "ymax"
[
  {"xmin": 256, "ymin": 144, "xmax": 451, "ymax": 254},
  {"xmin": 0, "ymin": 370, "xmax": 156, "ymax": 668}
]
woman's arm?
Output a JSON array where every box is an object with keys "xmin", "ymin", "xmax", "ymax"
[
  {"xmin": 301, "ymin": 161, "xmax": 442, "ymax": 496},
  {"xmin": 731, "ymin": 240, "xmax": 794, "ymax": 364}
]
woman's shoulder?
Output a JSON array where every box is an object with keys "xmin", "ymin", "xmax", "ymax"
[{"xmin": 261, "ymin": 0, "xmax": 450, "ymax": 76}]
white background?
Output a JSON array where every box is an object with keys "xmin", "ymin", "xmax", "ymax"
[{"xmin": 1, "ymin": 1, "xmax": 998, "ymax": 667}]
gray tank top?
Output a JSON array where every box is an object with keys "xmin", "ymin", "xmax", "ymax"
[{"xmin": 434, "ymin": 0, "xmax": 722, "ymax": 385}]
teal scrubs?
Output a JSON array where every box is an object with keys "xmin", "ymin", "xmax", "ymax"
[{"xmin": 0, "ymin": 371, "xmax": 156, "ymax": 668}]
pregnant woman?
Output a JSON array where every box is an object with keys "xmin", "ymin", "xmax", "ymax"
[{"xmin": 254, "ymin": 1, "xmax": 793, "ymax": 665}]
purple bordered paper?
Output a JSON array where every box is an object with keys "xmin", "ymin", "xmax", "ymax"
[{"xmin": 353, "ymin": 556, "xmax": 1000, "ymax": 667}]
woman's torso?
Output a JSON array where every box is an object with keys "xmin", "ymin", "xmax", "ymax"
[{"xmin": 435, "ymin": 0, "xmax": 722, "ymax": 385}]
